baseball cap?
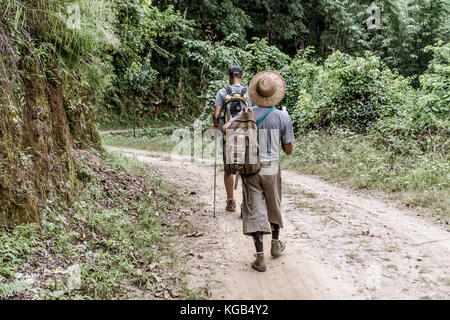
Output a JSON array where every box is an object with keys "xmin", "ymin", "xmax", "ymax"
[{"xmin": 229, "ymin": 66, "xmax": 243, "ymax": 76}]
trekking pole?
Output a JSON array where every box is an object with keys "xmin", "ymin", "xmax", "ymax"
[{"xmin": 213, "ymin": 128, "xmax": 218, "ymax": 218}]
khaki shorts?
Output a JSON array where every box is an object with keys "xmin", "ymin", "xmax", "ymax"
[{"xmin": 241, "ymin": 161, "xmax": 283, "ymax": 236}]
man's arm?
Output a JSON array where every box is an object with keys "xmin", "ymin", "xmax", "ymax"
[
  {"xmin": 213, "ymin": 89, "xmax": 225, "ymax": 128},
  {"xmin": 213, "ymin": 105, "xmax": 222, "ymax": 128},
  {"xmin": 281, "ymin": 113, "xmax": 295, "ymax": 156}
]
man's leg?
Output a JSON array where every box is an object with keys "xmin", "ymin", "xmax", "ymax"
[
  {"xmin": 261, "ymin": 162, "xmax": 285, "ymax": 258},
  {"xmin": 224, "ymin": 173, "xmax": 236, "ymax": 212},
  {"xmin": 223, "ymin": 140, "xmax": 236, "ymax": 212},
  {"xmin": 251, "ymin": 232, "xmax": 264, "ymax": 253},
  {"xmin": 271, "ymin": 223, "xmax": 280, "ymax": 240},
  {"xmin": 270, "ymin": 222, "xmax": 284, "ymax": 257},
  {"xmin": 241, "ymin": 173, "xmax": 271, "ymax": 272},
  {"xmin": 251, "ymin": 231, "xmax": 266, "ymax": 272},
  {"xmin": 224, "ymin": 173, "xmax": 234, "ymax": 199},
  {"xmin": 241, "ymin": 173, "xmax": 272, "ymax": 236}
]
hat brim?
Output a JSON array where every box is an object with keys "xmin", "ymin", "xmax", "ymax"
[{"xmin": 248, "ymin": 70, "xmax": 286, "ymax": 107}]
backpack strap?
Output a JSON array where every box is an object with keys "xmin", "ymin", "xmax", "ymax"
[
  {"xmin": 256, "ymin": 107, "xmax": 276, "ymax": 126},
  {"xmin": 225, "ymin": 86, "xmax": 247, "ymax": 96},
  {"xmin": 221, "ymin": 86, "xmax": 233, "ymax": 118}
]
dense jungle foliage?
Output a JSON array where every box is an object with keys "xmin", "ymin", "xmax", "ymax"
[
  {"xmin": 21, "ymin": 0, "xmax": 444, "ymax": 133},
  {"xmin": 1, "ymin": 0, "xmax": 449, "ymax": 129},
  {"xmin": 0, "ymin": 0, "xmax": 449, "ymax": 223}
]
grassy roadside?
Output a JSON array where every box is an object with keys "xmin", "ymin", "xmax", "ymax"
[
  {"xmin": 281, "ymin": 130, "xmax": 449, "ymax": 219},
  {"xmin": 101, "ymin": 127, "xmax": 179, "ymax": 154},
  {"xmin": 102, "ymin": 127, "xmax": 449, "ymax": 219},
  {"xmin": 0, "ymin": 150, "xmax": 208, "ymax": 300},
  {"xmin": 96, "ymin": 112, "xmax": 199, "ymax": 132}
]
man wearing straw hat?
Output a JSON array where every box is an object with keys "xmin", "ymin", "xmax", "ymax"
[{"xmin": 223, "ymin": 70, "xmax": 294, "ymax": 272}]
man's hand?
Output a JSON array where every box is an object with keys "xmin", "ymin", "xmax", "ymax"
[
  {"xmin": 282, "ymin": 143, "xmax": 293, "ymax": 155},
  {"xmin": 221, "ymin": 120, "xmax": 232, "ymax": 133}
]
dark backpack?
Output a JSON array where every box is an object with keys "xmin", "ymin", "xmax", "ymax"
[{"xmin": 221, "ymin": 86, "xmax": 249, "ymax": 124}]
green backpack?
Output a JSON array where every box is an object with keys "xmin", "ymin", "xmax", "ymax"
[{"xmin": 224, "ymin": 106, "xmax": 276, "ymax": 176}]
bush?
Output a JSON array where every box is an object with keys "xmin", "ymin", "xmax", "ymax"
[
  {"xmin": 290, "ymin": 51, "xmax": 414, "ymax": 133},
  {"xmin": 244, "ymin": 38, "xmax": 290, "ymax": 75},
  {"xmin": 373, "ymin": 42, "xmax": 449, "ymax": 152},
  {"xmin": 280, "ymin": 47, "xmax": 320, "ymax": 115},
  {"xmin": 416, "ymin": 41, "xmax": 450, "ymax": 137},
  {"xmin": 419, "ymin": 42, "xmax": 450, "ymax": 119}
]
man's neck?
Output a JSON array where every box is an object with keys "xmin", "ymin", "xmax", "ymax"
[{"xmin": 230, "ymin": 80, "xmax": 242, "ymax": 86}]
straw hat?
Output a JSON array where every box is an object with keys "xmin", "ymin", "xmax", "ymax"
[{"xmin": 248, "ymin": 70, "xmax": 286, "ymax": 107}]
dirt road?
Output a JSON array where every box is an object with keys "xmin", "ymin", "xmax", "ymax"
[{"xmin": 107, "ymin": 146, "xmax": 450, "ymax": 300}]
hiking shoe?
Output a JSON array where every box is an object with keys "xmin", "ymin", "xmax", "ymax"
[
  {"xmin": 271, "ymin": 240, "xmax": 285, "ymax": 258},
  {"xmin": 251, "ymin": 253, "xmax": 267, "ymax": 272},
  {"xmin": 226, "ymin": 199, "xmax": 236, "ymax": 212}
]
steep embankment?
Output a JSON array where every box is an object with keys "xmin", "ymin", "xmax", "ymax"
[{"xmin": 0, "ymin": 7, "xmax": 101, "ymax": 227}]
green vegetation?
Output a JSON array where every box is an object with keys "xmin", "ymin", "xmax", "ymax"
[
  {"xmin": 156, "ymin": 0, "xmax": 449, "ymax": 77},
  {"xmin": 0, "ymin": 152, "xmax": 202, "ymax": 299},
  {"xmin": 5, "ymin": 0, "xmax": 444, "ymax": 126},
  {"xmin": 280, "ymin": 43, "xmax": 449, "ymax": 217},
  {"xmin": 282, "ymin": 130, "xmax": 449, "ymax": 217}
]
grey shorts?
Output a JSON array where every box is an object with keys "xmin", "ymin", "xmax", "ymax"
[{"xmin": 241, "ymin": 161, "xmax": 283, "ymax": 236}]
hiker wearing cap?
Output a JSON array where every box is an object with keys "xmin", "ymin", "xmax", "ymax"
[
  {"xmin": 222, "ymin": 70, "xmax": 294, "ymax": 272},
  {"xmin": 213, "ymin": 66, "xmax": 254, "ymax": 213}
]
